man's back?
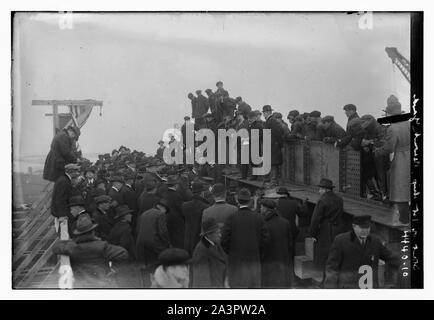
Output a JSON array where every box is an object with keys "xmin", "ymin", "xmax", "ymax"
[
  {"xmin": 53, "ymin": 234, "xmax": 128, "ymax": 288},
  {"xmin": 221, "ymin": 207, "xmax": 269, "ymax": 288},
  {"xmin": 202, "ymin": 201, "xmax": 237, "ymax": 228}
]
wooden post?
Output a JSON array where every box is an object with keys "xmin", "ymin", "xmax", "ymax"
[{"xmin": 52, "ymin": 104, "xmax": 59, "ymax": 136}]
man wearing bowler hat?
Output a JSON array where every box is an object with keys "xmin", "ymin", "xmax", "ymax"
[
  {"xmin": 221, "ymin": 188, "xmax": 270, "ymax": 288},
  {"xmin": 262, "ymin": 105, "xmax": 284, "ymax": 186},
  {"xmin": 182, "ymin": 182, "xmax": 210, "ymax": 255},
  {"xmin": 308, "ymin": 178, "xmax": 347, "ymax": 279},
  {"xmin": 109, "ymin": 205, "xmax": 136, "ymax": 261},
  {"xmin": 324, "ymin": 215, "xmax": 400, "ymax": 289},
  {"xmin": 53, "ymin": 213, "xmax": 129, "ymax": 288},
  {"xmin": 108, "ymin": 175, "xmax": 125, "ymax": 207},
  {"xmin": 162, "ymin": 175, "xmax": 185, "ymax": 249},
  {"xmin": 156, "ymin": 140, "xmax": 165, "ymax": 160},
  {"xmin": 191, "ymin": 217, "xmax": 228, "ymax": 288}
]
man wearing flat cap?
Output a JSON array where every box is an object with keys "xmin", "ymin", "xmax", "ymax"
[
  {"xmin": 191, "ymin": 217, "xmax": 228, "ymax": 288},
  {"xmin": 53, "ymin": 213, "xmax": 128, "ymax": 288},
  {"xmin": 303, "ymin": 110, "xmax": 322, "ymax": 140},
  {"xmin": 325, "ymin": 215, "xmax": 400, "ymax": 289},
  {"xmin": 263, "ymin": 105, "xmax": 285, "ymax": 186},
  {"xmin": 308, "ymin": 178, "xmax": 347, "ymax": 280},
  {"xmin": 182, "ymin": 182, "xmax": 210, "ymax": 255},
  {"xmin": 51, "ymin": 163, "xmax": 81, "ymax": 216},
  {"xmin": 92, "ymin": 195, "xmax": 115, "ymax": 241},
  {"xmin": 221, "ymin": 188, "xmax": 270, "ymax": 288},
  {"xmin": 374, "ymin": 95, "xmax": 410, "ymax": 226},
  {"xmin": 321, "ymin": 115, "xmax": 346, "ymax": 144},
  {"xmin": 43, "ymin": 125, "xmax": 80, "ymax": 182},
  {"xmin": 151, "ymin": 248, "xmax": 192, "ymax": 288},
  {"xmin": 260, "ymin": 199, "xmax": 293, "ymax": 288},
  {"xmin": 287, "ymin": 110, "xmax": 299, "ymax": 127},
  {"xmin": 337, "ymin": 104, "xmax": 361, "ymax": 147}
]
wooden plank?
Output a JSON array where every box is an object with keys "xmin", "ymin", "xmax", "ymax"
[
  {"xmin": 15, "ymin": 240, "xmax": 57, "ymax": 288},
  {"xmin": 13, "ymin": 227, "xmax": 56, "ymax": 280},
  {"xmin": 13, "ymin": 215, "xmax": 54, "ymax": 261},
  {"xmin": 16, "ymin": 208, "xmax": 51, "ymax": 240},
  {"xmin": 32, "ymin": 100, "xmax": 103, "ymax": 106}
]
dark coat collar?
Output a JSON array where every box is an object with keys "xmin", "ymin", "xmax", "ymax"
[
  {"xmin": 74, "ymin": 233, "xmax": 100, "ymax": 244},
  {"xmin": 349, "ymin": 230, "xmax": 372, "ymax": 244}
]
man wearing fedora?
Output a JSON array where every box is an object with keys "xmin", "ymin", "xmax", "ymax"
[
  {"xmin": 260, "ymin": 199, "xmax": 293, "ymax": 288},
  {"xmin": 202, "ymin": 183, "xmax": 238, "ymax": 229},
  {"xmin": 262, "ymin": 105, "xmax": 284, "ymax": 186},
  {"xmin": 53, "ymin": 213, "xmax": 128, "ymax": 288},
  {"xmin": 191, "ymin": 217, "xmax": 228, "ymax": 288},
  {"xmin": 324, "ymin": 215, "xmax": 400, "ymax": 289},
  {"xmin": 374, "ymin": 95, "xmax": 410, "ymax": 226},
  {"xmin": 151, "ymin": 248, "xmax": 192, "ymax": 288},
  {"xmin": 182, "ymin": 182, "xmax": 210, "ymax": 255},
  {"xmin": 308, "ymin": 178, "xmax": 347, "ymax": 279},
  {"xmin": 221, "ymin": 188, "xmax": 270, "ymax": 288},
  {"xmin": 43, "ymin": 125, "xmax": 81, "ymax": 182},
  {"xmin": 136, "ymin": 199, "xmax": 171, "ymax": 265},
  {"xmin": 92, "ymin": 195, "xmax": 115, "ymax": 241}
]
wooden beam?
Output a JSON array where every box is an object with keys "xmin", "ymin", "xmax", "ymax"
[
  {"xmin": 32, "ymin": 99, "xmax": 103, "ymax": 106},
  {"xmin": 44, "ymin": 113, "xmax": 71, "ymax": 117}
]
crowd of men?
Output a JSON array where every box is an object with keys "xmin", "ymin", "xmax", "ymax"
[
  {"xmin": 42, "ymin": 80, "xmax": 410, "ymax": 289},
  {"xmin": 184, "ymin": 81, "xmax": 409, "ymax": 224}
]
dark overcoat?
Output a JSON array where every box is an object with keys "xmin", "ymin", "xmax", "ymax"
[
  {"xmin": 137, "ymin": 190, "xmax": 160, "ymax": 216},
  {"xmin": 135, "ymin": 208, "xmax": 170, "ymax": 264},
  {"xmin": 109, "ymin": 220, "xmax": 136, "ymax": 260},
  {"xmin": 264, "ymin": 116, "xmax": 284, "ymax": 166},
  {"xmin": 261, "ymin": 210, "xmax": 293, "ymax": 288},
  {"xmin": 221, "ymin": 207, "xmax": 270, "ymax": 288},
  {"xmin": 92, "ymin": 208, "xmax": 115, "ymax": 241},
  {"xmin": 182, "ymin": 195, "xmax": 210, "ymax": 255},
  {"xmin": 51, "ymin": 174, "xmax": 74, "ymax": 218},
  {"xmin": 108, "ymin": 187, "xmax": 124, "ymax": 207},
  {"xmin": 43, "ymin": 129, "xmax": 77, "ymax": 182},
  {"xmin": 375, "ymin": 121, "xmax": 410, "ymax": 202},
  {"xmin": 52, "ymin": 233, "xmax": 128, "ymax": 288},
  {"xmin": 163, "ymin": 188, "xmax": 186, "ymax": 249},
  {"xmin": 308, "ymin": 191, "xmax": 348, "ymax": 268},
  {"xmin": 276, "ymin": 197, "xmax": 300, "ymax": 242},
  {"xmin": 120, "ymin": 184, "xmax": 138, "ymax": 213},
  {"xmin": 324, "ymin": 231, "xmax": 400, "ymax": 288},
  {"xmin": 191, "ymin": 237, "xmax": 228, "ymax": 288}
]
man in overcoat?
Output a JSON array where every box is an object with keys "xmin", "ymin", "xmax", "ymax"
[
  {"xmin": 92, "ymin": 195, "xmax": 115, "ymax": 241},
  {"xmin": 202, "ymin": 183, "xmax": 237, "ymax": 228},
  {"xmin": 374, "ymin": 95, "xmax": 410, "ymax": 225},
  {"xmin": 191, "ymin": 217, "xmax": 228, "ymax": 288},
  {"xmin": 262, "ymin": 105, "xmax": 284, "ymax": 185},
  {"xmin": 308, "ymin": 178, "xmax": 348, "ymax": 278},
  {"xmin": 43, "ymin": 125, "xmax": 80, "ymax": 182},
  {"xmin": 182, "ymin": 182, "xmax": 210, "ymax": 255},
  {"xmin": 324, "ymin": 215, "xmax": 400, "ymax": 289},
  {"xmin": 162, "ymin": 176, "xmax": 186, "ymax": 249},
  {"xmin": 51, "ymin": 163, "xmax": 81, "ymax": 219},
  {"xmin": 53, "ymin": 213, "xmax": 129, "ymax": 288},
  {"xmin": 136, "ymin": 199, "xmax": 171, "ymax": 265},
  {"xmin": 221, "ymin": 188, "xmax": 270, "ymax": 288},
  {"xmin": 260, "ymin": 199, "xmax": 293, "ymax": 288}
]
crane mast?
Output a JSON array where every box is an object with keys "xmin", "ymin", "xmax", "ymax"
[{"xmin": 385, "ymin": 47, "xmax": 411, "ymax": 83}]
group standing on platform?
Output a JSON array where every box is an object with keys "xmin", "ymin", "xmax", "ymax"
[{"xmin": 46, "ymin": 80, "xmax": 409, "ymax": 288}]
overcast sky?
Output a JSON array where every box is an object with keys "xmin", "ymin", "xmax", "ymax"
[{"xmin": 12, "ymin": 12, "xmax": 410, "ymax": 159}]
